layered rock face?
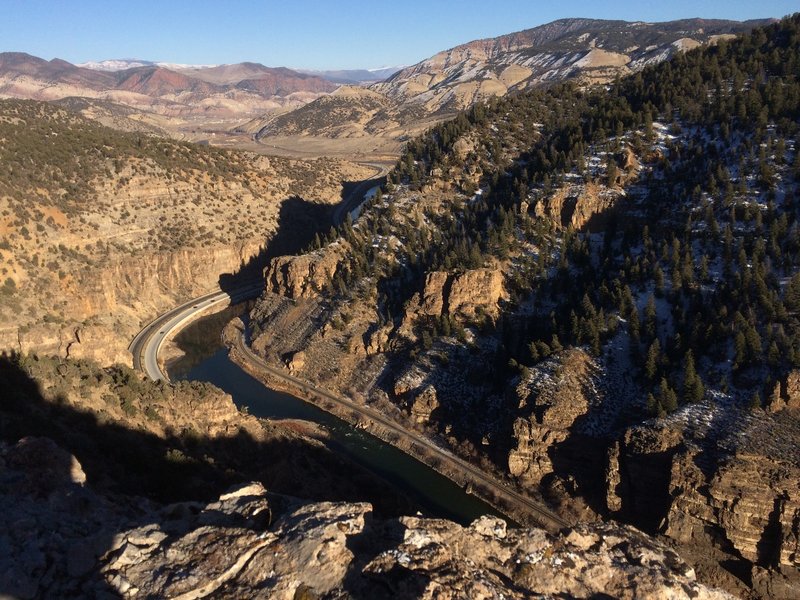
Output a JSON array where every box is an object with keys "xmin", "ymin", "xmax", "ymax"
[
  {"xmin": 504, "ymin": 350, "xmax": 800, "ymax": 594},
  {"xmin": 9, "ymin": 241, "xmax": 265, "ymax": 367},
  {"xmin": 606, "ymin": 403, "xmax": 800, "ymax": 578},
  {"xmin": 664, "ymin": 451, "xmax": 800, "ymax": 569},
  {"xmin": 421, "ymin": 269, "xmax": 505, "ymax": 320},
  {"xmin": 263, "ymin": 243, "xmax": 347, "ymax": 299},
  {"xmin": 507, "ymin": 349, "xmax": 600, "ymax": 485},
  {"xmin": 0, "ymin": 99, "xmax": 375, "ymax": 365},
  {"xmin": 0, "ymin": 438, "xmax": 732, "ymax": 600},
  {"xmin": 534, "ymin": 181, "xmax": 625, "ymax": 230},
  {"xmin": 396, "ymin": 268, "xmax": 506, "ymax": 341}
]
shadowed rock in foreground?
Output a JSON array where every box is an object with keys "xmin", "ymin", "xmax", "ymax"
[{"xmin": 1, "ymin": 437, "xmax": 732, "ymax": 600}]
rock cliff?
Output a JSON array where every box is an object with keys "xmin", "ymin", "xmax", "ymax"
[
  {"xmin": 504, "ymin": 351, "xmax": 800, "ymax": 595},
  {"xmin": 418, "ymin": 268, "xmax": 505, "ymax": 320},
  {"xmin": 605, "ymin": 402, "xmax": 800, "ymax": 584},
  {"xmin": 0, "ymin": 100, "xmax": 374, "ymax": 365},
  {"xmin": 533, "ymin": 181, "xmax": 623, "ymax": 230},
  {"xmin": 0, "ymin": 438, "xmax": 733, "ymax": 600},
  {"xmin": 507, "ymin": 349, "xmax": 600, "ymax": 485},
  {"xmin": 263, "ymin": 243, "xmax": 347, "ymax": 299}
]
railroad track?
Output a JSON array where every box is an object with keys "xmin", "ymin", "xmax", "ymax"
[{"xmin": 232, "ymin": 334, "xmax": 570, "ymax": 531}]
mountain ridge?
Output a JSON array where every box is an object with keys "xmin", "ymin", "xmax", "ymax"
[
  {"xmin": 251, "ymin": 16, "xmax": 773, "ymax": 142},
  {"xmin": 374, "ymin": 16, "xmax": 776, "ymax": 111},
  {"xmin": 0, "ymin": 52, "xmax": 338, "ymax": 120}
]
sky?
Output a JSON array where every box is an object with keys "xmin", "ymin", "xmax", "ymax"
[{"xmin": 1, "ymin": 0, "xmax": 797, "ymax": 70}]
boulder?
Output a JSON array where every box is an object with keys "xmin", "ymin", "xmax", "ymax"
[
  {"xmin": 6, "ymin": 436, "xmax": 86, "ymax": 494},
  {"xmin": 0, "ymin": 438, "xmax": 737, "ymax": 599}
]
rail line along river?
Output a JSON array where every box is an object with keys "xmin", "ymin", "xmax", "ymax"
[{"xmin": 166, "ymin": 305, "xmax": 503, "ymax": 525}]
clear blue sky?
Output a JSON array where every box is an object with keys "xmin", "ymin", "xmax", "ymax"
[{"xmin": 1, "ymin": 0, "xmax": 796, "ymax": 70}]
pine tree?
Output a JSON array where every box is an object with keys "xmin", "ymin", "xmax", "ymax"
[
  {"xmin": 698, "ymin": 255, "xmax": 710, "ymax": 283},
  {"xmin": 606, "ymin": 159, "xmax": 618, "ymax": 188},
  {"xmin": 682, "ymin": 350, "xmax": 705, "ymax": 403},
  {"xmin": 628, "ymin": 296, "xmax": 641, "ymax": 344},
  {"xmin": 785, "ymin": 273, "xmax": 800, "ymax": 312},
  {"xmin": 659, "ymin": 378, "xmax": 678, "ymax": 413},
  {"xmin": 645, "ymin": 339, "xmax": 661, "ymax": 382},
  {"xmin": 646, "ymin": 392, "xmax": 658, "ymax": 416},
  {"xmin": 653, "ymin": 264, "xmax": 665, "ymax": 296},
  {"xmin": 745, "ymin": 323, "xmax": 763, "ymax": 363},
  {"xmin": 734, "ymin": 331, "xmax": 747, "ymax": 369},
  {"xmin": 528, "ymin": 341, "xmax": 540, "ymax": 363},
  {"xmin": 767, "ymin": 340, "xmax": 781, "ymax": 367},
  {"xmin": 536, "ymin": 341, "xmax": 552, "ymax": 359},
  {"xmin": 644, "ymin": 294, "xmax": 658, "ymax": 340}
]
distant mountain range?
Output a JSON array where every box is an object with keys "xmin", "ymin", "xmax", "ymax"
[
  {"xmin": 76, "ymin": 59, "xmax": 403, "ymax": 84},
  {"xmin": 251, "ymin": 16, "xmax": 774, "ymax": 140},
  {"xmin": 0, "ymin": 53, "xmax": 339, "ymax": 118},
  {"xmin": 297, "ymin": 67, "xmax": 404, "ymax": 84},
  {"xmin": 0, "ymin": 16, "xmax": 777, "ymax": 136},
  {"xmin": 77, "ymin": 59, "xmax": 219, "ymax": 71}
]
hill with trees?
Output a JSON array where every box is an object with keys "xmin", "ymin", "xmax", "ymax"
[
  {"xmin": 0, "ymin": 99, "xmax": 373, "ymax": 365},
  {"xmin": 247, "ymin": 15, "xmax": 800, "ymax": 597}
]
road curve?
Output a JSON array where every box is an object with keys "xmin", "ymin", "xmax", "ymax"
[
  {"xmin": 130, "ymin": 162, "xmax": 387, "ymax": 380},
  {"xmin": 332, "ymin": 163, "xmax": 390, "ymax": 226},
  {"xmin": 129, "ymin": 162, "xmax": 568, "ymax": 531},
  {"xmin": 128, "ymin": 282, "xmax": 264, "ymax": 381}
]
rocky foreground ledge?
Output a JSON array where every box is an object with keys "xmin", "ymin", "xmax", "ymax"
[{"xmin": 0, "ymin": 437, "xmax": 731, "ymax": 599}]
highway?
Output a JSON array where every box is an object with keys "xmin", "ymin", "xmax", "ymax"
[
  {"xmin": 331, "ymin": 163, "xmax": 390, "ymax": 226},
  {"xmin": 129, "ymin": 162, "xmax": 569, "ymax": 531},
  {"xmin": 128, "ymin": 282, "xmax": 264, "ymax": 381},
  {"xmin": 130, "ymin": 163, "xmax": 388, "ymax": 380},
  {"xmin": 130, "ymin": 283, "xmax": 569, "ymax": 530}
]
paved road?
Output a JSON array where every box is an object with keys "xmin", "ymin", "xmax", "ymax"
[
  {"xmin": 129, "ymin": 162, "xmax": 569, "ymax": 531},
  {"xmin": 129, "ymin": 282, "xmax": 264, "ymax": 381},
  {"xmin": 331, "ymin": 163, "xmax": 390, "ymax": 226},
  {"xmin": 130, "ymin": 163, "xmax": 388, "ymax": 380}
]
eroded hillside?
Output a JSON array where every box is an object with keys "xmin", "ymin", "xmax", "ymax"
[
  {"xmin": 254, "ymin": 17, "xmax": 768, "ymax": 143},
  {"xmin": 0, "ymin": 99, "xmax": 373, "ymax": 364},
  {"xmin": 244, "ymin": 16, "xmax": 800, "ymax": 597}
]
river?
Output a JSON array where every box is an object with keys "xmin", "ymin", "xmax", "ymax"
[{"xmin": 166, "ymin": 305, "xmax": 502, "ymax": 525}]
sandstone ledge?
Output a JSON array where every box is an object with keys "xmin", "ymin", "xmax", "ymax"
[{"xmin": 0, "ymin": 437, "xmax": 733, "ymax": 600}]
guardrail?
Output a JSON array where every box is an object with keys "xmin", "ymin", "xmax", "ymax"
[{"xmin": 128, "ymin": 282, "xmax": 263, "ymax": 381}]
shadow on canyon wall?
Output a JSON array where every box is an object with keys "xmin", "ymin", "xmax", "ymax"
[
  {"xmin": 0, "ymin": 352, "xmax": 417, "ymax": 599},
  {"xmin": 219, "ymin": 172, "xmax": 386, "ymax": 294},
  {"xmin": 219, "ymin": 195, "xmax": 333, "ymax": 293}
]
